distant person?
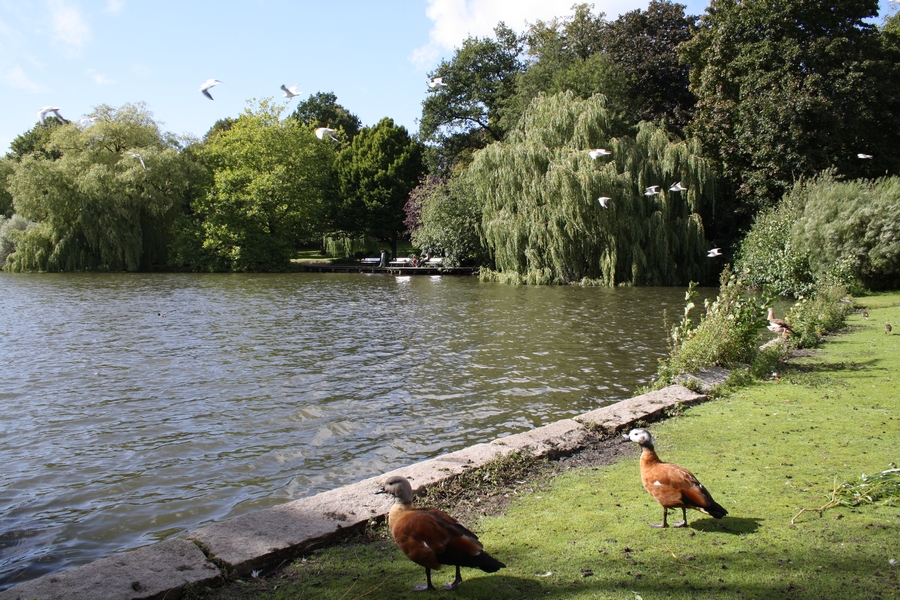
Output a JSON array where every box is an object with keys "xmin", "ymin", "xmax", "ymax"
[{"xmin": 379, "ymin": 250, "xmax": 387, "ymax": 267}]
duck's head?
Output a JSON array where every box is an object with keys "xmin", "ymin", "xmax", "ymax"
[
  {"xmin": 376, "ymin": 475, "xmax": 414, "ymax": 503},
  {"xmin": 623, "ymin": 428, "xmax": 654, "ymax": 449}
]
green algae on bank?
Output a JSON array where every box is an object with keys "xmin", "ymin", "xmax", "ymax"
[{"xmin": 195, "ymin": 292, "xmax": 900, "ymax": 600}]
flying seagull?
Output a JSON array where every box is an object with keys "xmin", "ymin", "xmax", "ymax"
[
  {"xmin": 315, "ymin": 127, "xmax": 339, "ymax": 141},
  {"xmin": 428, "ymin": 77, "xmax": 447, "ymax": 89},
  {"xmin": 597, "ymin": 197, "xmax": 611, "ymax": 208},
  {"xmin": 78, "ymin": 116, "xmax": 98, "ymax": 127},
  {"xmin": 126, "ymin": 152, "xmax": 146, "ymax": 170},
  {"xmin": 644, "ymin": 185, "xmax": 661, "ymax": 196},
  {"xmin": 707, "ymin": 248, "xmax": 722, "ymax": 257},
  {"xmin": 38, "ymin": 106, "xmax": 64, "ymax": 125},
  {"xmin": 669, "ymin": 181, "xmax": 688, "ymax": 192},
  {"xmin": 857, "ymin": 153, "xmax": 873, "ymax": 159},
  {"xmin": 281, "ymin": 84, "xmax": 301, "ymax": 99},
  {"xmin": 588, "ymin": 148, "xmax": 611, "ymax": 159},
  {"xmin": 200, "ymin": 79, "xmax": 221, "ymax": 100}
]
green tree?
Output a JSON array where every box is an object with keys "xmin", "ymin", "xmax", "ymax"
[
  {"xmin": 405, "ymin": 175, "xmax": 485, "ymax": 267},
  {"xmin": 498, "ymin": 4, "xmax": 630, "ymax": 135},
  {"xmin": 290, "ymin": 92, "xmax": 361, "ymax": 140},
  {"xmin": 186, "ymin": 100, "xmax": 336, "ymax": 272},
  {"xmin": 469, "ymin": 91, "xmax": 716, "ymax": 286},
  {"xmin": 600, "ymin": 0, "xmax": 698, "ymax": 134},
  {"xmin": 334, "ymin": 118, "xmax": 424, "ymax": 260},
  {"xmin": 681, "ymin": 0, "xmax": 900, "ymax": 209},
  {"xmin": 420, "ymin": 24, "xmax": 524, "ymax": 171},
  {"xmin": 6, "ymin": 102, "xmax": 199, "ymax": 271}
]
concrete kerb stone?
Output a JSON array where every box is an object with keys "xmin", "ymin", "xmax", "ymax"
[
  {"xmin": 574, "ymin": 385, "xmax": 707, "ymax": 433},
  {"xmin": 0, "ymin": 384, "xmax": 707, "ymax": 600},
  {"xmin": 0, "ymin": 539, "xmax": 219, "ymax": 600}
]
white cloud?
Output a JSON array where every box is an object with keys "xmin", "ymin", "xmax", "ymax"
[
  {"xmin": 87, "ymin": 68, "xmax": 114, "ymax": 85},
  {"xmin": 104, "ymin": 0, "xmax": 124, "ymax": 13},
  {"xmin": 411, "ymin": 0, "xmax": 650, "ymax": 69},
  {"xmin": 5, "ymin": 65, "xmax": 46, "ymax": 92},
  {"xmin": 48, "ymin": 0, "xmax": 91, "ymax": 53}
]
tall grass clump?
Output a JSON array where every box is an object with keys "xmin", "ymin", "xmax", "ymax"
[
  {"xmin": 655, "ymin": 270, "xmax": 768, "ymax": 386},
  {"xmin": 785, "ymin": 284, "xmax": 852, "ymax": 348}
]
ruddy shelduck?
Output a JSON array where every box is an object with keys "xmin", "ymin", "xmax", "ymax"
[
  {"xmin": 376, "ymin": 475, "xmax": 505, "ymax": 591},
  {"xmin": 624, "ymin": 428, "xmax": 728, "ymax": 527}
]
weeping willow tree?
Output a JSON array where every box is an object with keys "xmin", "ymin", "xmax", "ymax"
[
  {"xmin": 468, "ymin": 91, "xmax": 716, "ymax": 285},
  {"xmin": 5, "ymin": 103, "xmax": 200, "ymax": 272}
]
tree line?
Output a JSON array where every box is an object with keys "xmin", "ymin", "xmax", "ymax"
[{"xmin": 2, "ymin": 1, "xmax": 899, "ymax": 288}]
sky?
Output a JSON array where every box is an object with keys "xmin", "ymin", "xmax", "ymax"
[{"xmin": 1, "ymin": 0, "xmax": 895, "ymax": 154}]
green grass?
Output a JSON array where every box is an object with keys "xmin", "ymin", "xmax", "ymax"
[{"xmin": 195, "ymin": 292, "xmax": 900, "ymax": 600}]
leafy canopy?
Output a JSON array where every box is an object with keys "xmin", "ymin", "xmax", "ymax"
[
  {"xmin": 6, "ymin": 102, "xmax": 198, "ymax": 272},
  {"xmin": 185, "ymin": 100, "xmax": 335, "ymax": 272}
]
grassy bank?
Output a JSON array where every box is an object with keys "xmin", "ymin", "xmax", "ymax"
[{"xmin": 195, "ymin": 293, "xmax": 900, "ymax": 600}]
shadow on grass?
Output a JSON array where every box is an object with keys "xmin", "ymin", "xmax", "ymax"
[{"xmin": 691, "ymin": 515, "xmax": 761, "ymax": 535}]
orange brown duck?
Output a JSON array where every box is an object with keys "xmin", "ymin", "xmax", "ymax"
[
  {"xmin": 376, "ymin": 475, "xmax": 506, "ymax": 591},
  {"xmin": 624, "ymin": 428, "xmax": 728, "ymax": 527}
]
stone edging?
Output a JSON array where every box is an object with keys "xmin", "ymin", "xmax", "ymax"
[{"xmin": 0, "ymin": 384, "xmax": 706, "ymax": 600}]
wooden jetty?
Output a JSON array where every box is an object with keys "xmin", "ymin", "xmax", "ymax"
[{"xmin": 298, "ymin": 261, "xmax": 478, "ymax": 276}]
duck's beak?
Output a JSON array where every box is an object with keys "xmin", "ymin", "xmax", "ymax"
[{"xmin": 375, "ymin": 486, "xmax": 387, "ymax": 495}]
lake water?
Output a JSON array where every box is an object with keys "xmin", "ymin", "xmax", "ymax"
[{"xmin": 0, "ymin": 272, "xmax": 711, "ymax": 590}]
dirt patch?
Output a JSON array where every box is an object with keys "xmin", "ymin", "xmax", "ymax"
[{"xmin": 418, "ymin": 431, "xmax": 640, "ymax": 526}]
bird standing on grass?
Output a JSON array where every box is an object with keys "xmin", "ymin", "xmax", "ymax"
[
  {"xmin": 624, "ymin": 428, "xmax": 728, "ymax": 527},
  {"xmin": 377, "ymin": 475, "xmax": 506, "ymax": 591},
  {"xmin": 767, "ymin": 307, "xmax": 795, "ymax": 339},
  {"xmin": 886, "ymin": 324, "xmax": 893, "ymax": 334}
]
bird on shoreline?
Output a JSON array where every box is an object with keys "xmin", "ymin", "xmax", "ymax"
[
  {"xmin": 281, "ymin": 84, "xmax": 301, "ymax": 99},
  {"xmin": 377, "ymin": 475, "xmax": 506, "ymax": 591},
  {"xmin": 624, "ymin": 428, "xmax": 728, "ymax": 527},
  {"xmin": 767, "ymin": 307, "xmax": 794, "ymax": 338},
  {"xmin": 200, "ymin": 79, "xmax": 221, "ymax": 100}
]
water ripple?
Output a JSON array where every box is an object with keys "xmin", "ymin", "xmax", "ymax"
[{"xmin": 0, "ymin": 272, "xmax": 713, "ymax": 589}]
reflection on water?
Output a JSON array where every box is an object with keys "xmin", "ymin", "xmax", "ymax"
[{"xmin": 0, "ymin": 272, "xmax": 711, "ymax": 589}]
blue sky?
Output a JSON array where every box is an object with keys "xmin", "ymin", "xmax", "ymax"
[{"xmin": 1, "ymin": 0, "xmax": 895, "ymax": 154}]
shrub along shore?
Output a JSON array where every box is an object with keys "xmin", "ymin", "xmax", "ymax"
[{"xmin": 195, "ymin": 292, "xmax": 900, "ymax": 600}]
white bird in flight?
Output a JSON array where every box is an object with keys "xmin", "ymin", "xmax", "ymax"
[
  {"xmin": 315, "ymin": 127, "xmax": 339, "ymax": 142},
  {"xmin": 38, "ymin": 106, "xmax": 64, "ymax": 125},
  {"xmin": 857, "ymin": 153, "xmax": 873, "ymax": 159},
  {"xmin": 597, "ymin": 197, "xmax": 611, "ymax": 208},
  {"xmin": 669, "ymin": 181, "xmax": 688, "ymax": 192},
  {"xmin": 200, "ymin": 79, "xmax": 221, "ymax": 100},
  {"xmin": 281, "ymin": 84, "xmax": 301, "ymax": 99},
  {"xmin": 126, "ymin": 152, "xmax": 146, "ymax": 170},
  {"xmin": 78, "ymin": 116, "xmax": 98, "ymax": 127},
  {"xmin": 428, "ymin": 77, "xmax": 447, "ymax": 89},
  {"xmin": 588, "ymin": 148, "xmax": 612, "ymax": 159},
  {"xmin": 707, "ymin": 248, "xmax": 722, "ymax": 257},
  {"xmin": 644, "ymin": 185, "xmax": 661, "ymax": 196}
]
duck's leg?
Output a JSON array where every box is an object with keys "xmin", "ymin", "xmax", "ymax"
[
  {"xmin": 651, "ymin": 507, "xmax": 669, "ymax": 528},
  {"xmin": 442, "ymin": 565, "xmax": 463, "ymax": 590},
  {"xmin": 413, "ymin": 568, "xmax": 436, "ymax": 591},
  {"xmin": 672, "ymin": 507, "xmax": 689, "ymax": 528}
]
